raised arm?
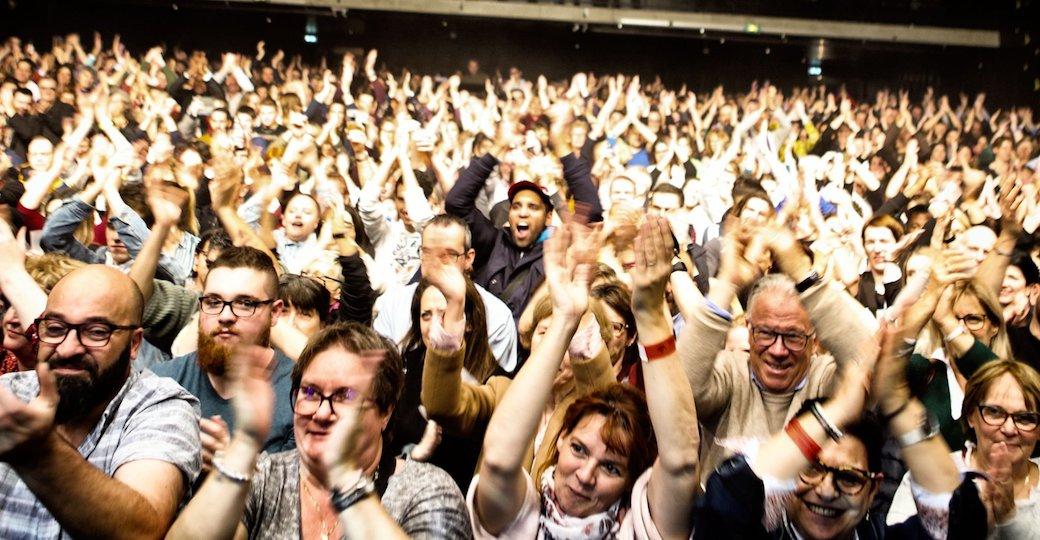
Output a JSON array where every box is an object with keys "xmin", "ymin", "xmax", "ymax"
[
  {"xmin": 0, "ymin": 225, "xmax": 46, "ymax": 332},
  {"xmin": 130, "ymin": 182, "xmax": 186, "ymax": 303},
  {"xmin": 632, "ymin": 217, "xmax": 700, "ymax": 538},
  {"xmin": 474, "ymin": 222, "xmax": 599, "ymax": 535},
  {"xmin": 977, "ymin": 176, "xmax": 1024, "ymax": 295}
]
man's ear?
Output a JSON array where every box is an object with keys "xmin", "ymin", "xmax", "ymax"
[
  {"xmin": 128, "ymin": 327, "xmax": 144, "ymax": 360},
  {"xmin": 269, "ymin": 299, "xmax": 285, "ymax": 325},
  {"xmin": 465, "ymin": 249, "xmax": 476, "ymax": 273}
]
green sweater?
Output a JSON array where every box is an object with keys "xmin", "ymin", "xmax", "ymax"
[{"xmin": 907, "ymin": 340, "xmax": 997, "ymax": 449}]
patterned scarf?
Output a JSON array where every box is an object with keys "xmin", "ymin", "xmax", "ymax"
[{"xmin": 538, "ymin": 466, "xmax": 621, "ymax": 540}]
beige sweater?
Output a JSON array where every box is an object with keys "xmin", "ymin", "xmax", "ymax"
[{"xmin": 681, "ymin": 279, "xmax": 878, "ymax": 485}]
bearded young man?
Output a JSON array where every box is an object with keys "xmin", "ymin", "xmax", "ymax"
[
  {"xmin": 0, "ymin": 265, "xmax": 201, "ymax": 538},
  {"xmin": 151, "ymin": 246, "xmax": 296, "ymax": 469}
]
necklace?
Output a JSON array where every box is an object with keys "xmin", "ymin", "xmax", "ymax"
[{"xmin": 301, "ymin": 479, "xmax": 339, "ymax": 540}]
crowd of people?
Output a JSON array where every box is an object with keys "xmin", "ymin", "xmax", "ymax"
[{"xmin": 1, "ymin": 29, "xmax": 1039, "ymax": 538}]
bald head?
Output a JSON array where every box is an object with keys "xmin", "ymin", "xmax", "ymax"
[{"xmin": 47, "ymin": 265, "xmax": 144, "ymax": 325}]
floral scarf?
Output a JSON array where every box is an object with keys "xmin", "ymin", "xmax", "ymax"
[{"xmin": 538, "ymin": 466, "xmax": 621, "ymax": 540}]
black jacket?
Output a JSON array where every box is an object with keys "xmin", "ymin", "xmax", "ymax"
[{"xmin": 445, "ymin": 153, "xmax": 602, "ymax": 321}]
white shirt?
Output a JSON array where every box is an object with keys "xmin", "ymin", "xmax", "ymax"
[{"xmin": 373, "ymin": 281, "xmax": 518, "ymax": 373}]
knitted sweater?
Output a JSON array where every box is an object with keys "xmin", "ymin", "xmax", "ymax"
[{"xmin": 681, "ymin": 279, "xmax": 878, "ymax": 485}]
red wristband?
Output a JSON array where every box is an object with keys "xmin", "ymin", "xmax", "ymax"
[
  {"xmin": 785, "ymin": 418, "xmax": 822, "ymax": 461},
  {"xmin": 642, "ymin": 336, "xmax": 676, "ymax": 361}
]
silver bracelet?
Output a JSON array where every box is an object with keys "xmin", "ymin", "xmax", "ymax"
[{"xmin": 212, "ymin": 457, "xmax": 252, "ymax": 484}]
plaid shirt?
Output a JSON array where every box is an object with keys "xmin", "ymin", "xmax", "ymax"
[{"xmin": 0, "ymin": 370, "xmax": 202, "ymax": 539}]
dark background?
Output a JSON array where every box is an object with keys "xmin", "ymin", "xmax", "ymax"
[{"xmin": 1, "ymin": 0, "xmax": 1037, "ymax": 105}]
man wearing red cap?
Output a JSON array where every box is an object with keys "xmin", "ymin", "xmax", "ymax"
[{"xmin": 445, "ymin": 123, "xmax": 602, "ymax": 321}]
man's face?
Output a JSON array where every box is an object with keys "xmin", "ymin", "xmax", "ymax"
[
  {"xmin": 421, "ymin": 223, "xmax": 473, "ymax": 274},
  {"xmin": 570, "ymin": 124, "xmax": 588, "ymax": 151},
  {"xmin": 739, "ymin": 197, "xmax": 771, "ymax": 226},
  {"xmin": 788, "ymin": 437, "xmax": 880, "ymax": 540},
  {"xmin": 862, "ymin": 226, "xmax": 896, "ymax": 272},
  {"xmin": 209, "ymin": 110, "xmax": 230, "ymax": 133},
  {"xmin": 13, "ymin": 92, "xmax": 32, "ymax": 115},
  {"xmin": 258, "ymin": 105, "xmax": 277, "ymax": 127},
  {"xmin": 648, "ymin": 192, "xmax": 682, "ymax": 216},
  {"xmin": 27, "ymin": 138, "xmax": 54, "ymax": 172},
  {"xmin": 281, "ymin": 194, "xmax": 320, "ymax": 242},
  {"xmin": 747, "ymin": 292, "xmax": 814, "ymax": 393},
  {"xmin": 14, "ymin": 61, "xmax": 31, "ymax": 84},
  {"xmin": 609, "ymin": 178, "xmax": 635, "ymax": 206},
  {"xmin": 36, "ymin": 272, "xmax": 143, "ymax": 424},
  {"xmin": 198, "ymin": 267, "xmax": 282, "ymax": 375},
  {"xmin": 962, "ymin": 226, "xmax": 997, "ymax": 264},
  {"xmin": 106, "ymin": 224, "xmax": 131, "ymax": 264},
  {"xmin": 508, "ymin": 190, "xmax": 549, "ymax": 249},
  {"xmin": 38, "ymin": 78, "xmax": 57, "ymax": 105}
]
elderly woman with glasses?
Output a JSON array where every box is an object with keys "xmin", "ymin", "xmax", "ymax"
[
  {"xmin": 898, "ymin": 247, "xmax": 1012, "ymax": 450},
  {"xmin": 167, "ymin": 322, "xmax": 472, "ymax": 539},
  {"xmin": 888, "ymin": 360, "xmax": 1040, "ymax": 536}
]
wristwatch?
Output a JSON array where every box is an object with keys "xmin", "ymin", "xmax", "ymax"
[
  {"xmin": 795, "ymin": 270, "xmax": 821, "ymax": 293},
  {"xmin": 330, "ymin": 476, "xmax": 376, "ymax": 514},
  {"xmin": 896, "ymin": 411, "xmax": 940, "ymax": 448}
]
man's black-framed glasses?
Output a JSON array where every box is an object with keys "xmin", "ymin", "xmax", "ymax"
[
  {"xmin": 749, "ymin": 325, "xmax": 814, "ymax": 352},
  {"xmin": 799, "ymin": 461, "xmax": 879, "ymax": 496},
  {"xmin": 34, "ymin": 317, "xmax": 140, "ymax": 348},
  {"xmin": 198, "ymin": 296, "xmax": 275, "ymax": 318}
]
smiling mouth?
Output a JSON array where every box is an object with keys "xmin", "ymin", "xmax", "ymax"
[{"xmin": 805, "ymin": 502, "xmax": 841, "ymax": 518}]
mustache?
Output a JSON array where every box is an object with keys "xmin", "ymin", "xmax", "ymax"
[{"xmin": 49, "ymin": 355, "xmax": 100, "ymax": 378}]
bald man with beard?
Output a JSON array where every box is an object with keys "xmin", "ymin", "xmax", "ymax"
[{"xmin": 0, "ymin": 265, "xmax": 201, "ymax": 538}]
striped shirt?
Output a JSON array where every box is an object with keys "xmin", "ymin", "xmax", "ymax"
[{"xmin": 0, "ymin": 370, "xmax": 202, "ymax": 539}]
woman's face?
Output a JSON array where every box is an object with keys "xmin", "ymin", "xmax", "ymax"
[
  {"xmin": 1000, "ymin": 266, "xmax": 1028, "ymax": 308},
  {"xmin": 284, "ymin": 304, "xmax": 322, "ymax": 337},
  {"xmin": 969, "ymin": 373, "xmax": 1040, "ymax": 468},
  {"xmin": 553, "ymin": 414, "xmax": 631, "ymax": 518},
  {"xmin": 294, "ymin": 347, "xmax": 391, "ymax": 474},
  {"xmin": 2, "ymin": 307, "xmax": 31, "ymax": 357},
  {"xmin": 953, "ymin": 293, "xmax": 998, "ymax": 346},
  {"xmin": 602, "ymin": 305, "xmax": 631, "ymax": 367},
  {"xmin": 282, "ymin": 195, "xmax": 321, "ymax": 242},
  {"xmin": 418, "ymin": 286, "xmax": 447, "ymax": 349}
]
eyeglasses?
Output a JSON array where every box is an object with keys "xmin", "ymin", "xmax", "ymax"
[
  {"xmin": 749, "ymin": 325, "xmax": 814, "ymax": 352},
  {"xmin": 957, "ymin": 314, "xmax": 988, "ymax": 331},
  {"xmin": 799, "ymin": 461, "xmax": 878, "ymax": 496},
  {"xmin": 420, "ymin": 247, "xmax": 464, "ymax": 264},
  {"xmin": 977, "ymin": 404, "xmax": 1040, "ymax": 432},
  {"xmin": 294, "ymin": 385, "xmax": 368, "ymax": 416},
  {"xmin": 300, "ymin": 271, "xmax": 343, "ymax": 289},
  {"xmin": 609, "ymin": 322, "xmax": 629, "ymax": 337},
  {"xmin": 34, "ymin": 317, "xmax": 140, "ymax": 348},
  {"xmin": 198, "ymin": 296, "xmax": 275, "ymax": 318}
]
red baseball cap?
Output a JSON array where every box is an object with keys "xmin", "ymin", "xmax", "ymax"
[{"xmin": 507, "ymin": 180, "xmax": 553, "ymax": 210}]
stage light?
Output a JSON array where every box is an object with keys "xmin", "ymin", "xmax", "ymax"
[{"xmin": 305, "ymin": 15, "xmax": 317, "ymax": 44}]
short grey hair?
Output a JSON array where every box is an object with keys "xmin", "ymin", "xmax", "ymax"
[{"xmin": 745, "ymin": 273, "xmax": 798, "ymax": 320}]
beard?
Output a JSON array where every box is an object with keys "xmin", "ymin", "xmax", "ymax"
[
  {"xmin": 197, "ymin": 326, "xmax": 270, "ymax": 377},
  {"xmin": 53, "ymin": 344, "xmax": 132, "ymax": 424}
]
